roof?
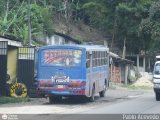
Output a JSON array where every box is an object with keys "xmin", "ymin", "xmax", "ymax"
[
  {"xmin": 0, "ymin": 37, "xmax": 22, "ymax": 47},
  {"xmin": 115, "ymin": 57, "xmax": 134, "ymax": 64},
  {"xmin": 75, "ymin": 44, "xmax": 109, "ymax": 51},
  {"xmin": 109, "ymin": 52, "xmax": 119, "ymax": 58},
  {"xmin": 39, "ymin": 44, "xmax": 109, "ymax": 51},
  {"xmin": 109, "ymin": 52, "xmax": 134, "ymax": 64},
  {"xmin": 54, "ymin": 32, "xmax": 82, "ymax": 44}
]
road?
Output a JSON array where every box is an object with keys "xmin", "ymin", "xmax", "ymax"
[
  {"xmin": 82, "ymin": 92, "xmax": 160, "ymax": 114},
  {"xmin": 0, "ymin": 88, "xmax": 159, "ymax": 120}
]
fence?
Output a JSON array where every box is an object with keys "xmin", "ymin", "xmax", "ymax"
[
  {"xmin": 0, "ymin": 41, "xmax": 8, "ymax": 96},
  {"xmin": 17, "ymin": 47, "xmax": 35, "ymax": 95}
]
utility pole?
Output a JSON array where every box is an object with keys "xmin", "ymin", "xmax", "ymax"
[
  {"xmin": 28, "ymin": 0, "xmax": 31, "ymax": 47},
  {"xmin": 111, "ymin": 12, "xmax": 117, "ymax": 51},
  {"xmin": 122, "ymin": 37, "xmax": 126, "ymax": 59}
]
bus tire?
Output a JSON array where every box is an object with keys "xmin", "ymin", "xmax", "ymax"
[
  {"xmin": 99, "ymin": 83, "xmax": 107, "ymax": 97},
  {"xmin": 88, "ymin": 86, "xmax": 95, "ymax": 102},
  {"xmin": 49, "ymin": 96, "xmax": 62, "ymax": 104},
  {"xmin": 156, "ymin": 93, "xmax": 160, "ymax": 101}
]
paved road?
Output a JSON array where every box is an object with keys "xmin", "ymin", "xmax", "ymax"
[
  {"xmin": 16, "ymin": 90, "xmax": 160, "ymax": 120},
  {"xmin": 0, "ymin": 89, "xmax": 158, "ymax": 120},
  {"xmin": 0, "ymin": 88, "xmax": 145, "ymax": 114},
  {"xmin": 81, "ymin": 92, "xmax": 160, "ymax": 114}
]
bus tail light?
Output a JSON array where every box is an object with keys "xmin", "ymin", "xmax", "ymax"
[
  {"xmin": 68, "ymin": 81, "xmax": 86, "ymax": 88},
  {"xmin": 80, "ymin": 81, "xmax": 86, "ymax": 87},
  {"xmin": 68, "ymin": 84, "xmax": 80, "ymax": 88}
]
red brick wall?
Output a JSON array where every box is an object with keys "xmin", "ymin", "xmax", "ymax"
[{"xmin": 110, "ymin": 65, "xmax": 121, "ymax": 83}]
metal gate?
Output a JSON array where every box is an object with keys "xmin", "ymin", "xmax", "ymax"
[
  {"xmin": 0, "ymin": 41, "xmax": 8, "ymax": 96},
  {"xmin": 17, "ymin": 47, "xmax": 35, "ymax": 95}
]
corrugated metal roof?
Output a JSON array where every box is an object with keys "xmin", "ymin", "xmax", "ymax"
[
  {"xmin": 39, "ymin": 44, "xmax": 109, "ymax": 51},
  {"xmin": 0, "ymin": 37, "xmax": 22, "ymax": 47},
  {"xmin": 109, "ymin": 52, "xmax": 133, "ymax": 64}
]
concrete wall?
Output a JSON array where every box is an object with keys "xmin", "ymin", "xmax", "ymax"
[
  {"xmin": 46, "ymin": 35, "xmax": 77, "ymax": 45},
  {"xmin": 7, "ymin": 47, "xmax": 18, "ymax": 84}
]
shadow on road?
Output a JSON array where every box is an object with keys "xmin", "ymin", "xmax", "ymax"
[{"xmin": 43, "ymin": 96, "xmax": 100, "ymax": 105}]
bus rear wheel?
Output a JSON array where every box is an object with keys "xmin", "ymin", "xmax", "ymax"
[
  {"xmin": 49, "ymin": 95, "xmax": 62, "ymax": 104},
  {"xmin": 88, "ymin": 86, "xmax": 95, "ymax": 102},
  {"xmin": 99, "ymin": 84, "xmax": 106, "ymax": 97}
]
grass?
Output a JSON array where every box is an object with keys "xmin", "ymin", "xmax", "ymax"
[
  {"xmin": 127, "ymin": 85, "xmax": 153, "ymax": 90},
  {"xmin": 0, "ymin": 97, "xmax": 30, "ymax": 104}
]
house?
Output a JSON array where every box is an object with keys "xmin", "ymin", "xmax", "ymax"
[
  {"xmin": 0, "ymin": 36, "xmax": 36, "ymax": 97},
  {"xmin": 126, "ymin": 52, "xmax": 152, "ymax": 74},
  {"xmin": 46, "ymin": 32, "xmax": 81, "ymax": 45},
  {"xmin": 109, "ymin": 52, "xmax": 134, "ymax": 85},
  {"xmin": 0, "ymin": 36, "xmax": 22, "ymax": 96}
]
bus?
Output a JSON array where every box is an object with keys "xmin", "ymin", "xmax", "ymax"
[{"xmin": 37, "ymin": 45, "xmax": 109, "ymax": 103}]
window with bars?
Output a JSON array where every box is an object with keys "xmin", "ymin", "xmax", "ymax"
[
  {"xmin": 0, "ymin": 41, "xmax": 7, "ymax": 55},
  {"xmin": 92, "ymin": 51, "xmax": 108, "ymax": 67},
  {"xmin": 86, "ymin": 50, "xmax": 108, "ymax": 68}
]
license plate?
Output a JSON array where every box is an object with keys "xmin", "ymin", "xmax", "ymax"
[
  {"xmin": 57, "ymin": 85, "xmax": 64, "ymax": 88},
  {"xmin": 56, "ymin": 79, "xmax": 66, "ymax": 83}
]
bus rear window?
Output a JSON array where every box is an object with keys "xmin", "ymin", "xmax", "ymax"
[{"xmin": 41, "ymin": 49, "xmax": 82, "ymax": 67}]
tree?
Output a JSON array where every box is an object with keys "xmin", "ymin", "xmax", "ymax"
[
  {"xmin": 0, "ymin": 0, "xmax": 25, "ymax": 36},
  {"xmin": 138, "ymin": 18, "xmax": 152, "ymax": 52},
  {"xmin": 149, "ymin": 0, "xmax": 160, "ymax": 52},
  {"xmin": 114, "ymin": 0, "xmax": 155, "ymax": 54},
  {"xmin": 0, "ymin": 0, "xmax": 54, "ymax": 45}
]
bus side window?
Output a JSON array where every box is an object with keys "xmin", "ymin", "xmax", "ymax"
[
  {"xmin": 86, "ymin": 51, "xmax": 90, "ymax": 68},
  {"xmin": 86, "ymin": 60, "xmax": 90, "ymax": 68}
]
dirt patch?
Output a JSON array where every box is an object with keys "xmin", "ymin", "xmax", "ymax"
[
  {"xmin": 133, "ymin": 76, "xmax": 153, "ymax": 88},
  {"xmin": 54, "ymin": 17, "xmax": 107, "ymax": 44}
]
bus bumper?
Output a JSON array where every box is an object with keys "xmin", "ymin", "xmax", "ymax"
[{"xmin": 37, "ymin": 87, "xmax": 85, "ymax": 96}]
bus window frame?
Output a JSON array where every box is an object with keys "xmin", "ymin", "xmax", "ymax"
[{"xmin": 39, "ymin": 48, "xmax": 83, "ymax": 68}]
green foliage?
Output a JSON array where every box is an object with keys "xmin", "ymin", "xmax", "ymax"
[
  {"xmin": 41, "ymin": 7, "xmax": 54, "ymax": 37},
  {"xmin": 149, "ymin": 1, "xmax": 160, "ymax": 22},
  {"xmin": 0, "ymin": 0, "xmax": 159, "ymax": 54},
  {"xmin": 78, "ymin": 0, "xmax": 159, "ymax": 55},
  {"xmin": 138, "ymin": 18, "xmax": 152, "ymax": 51},
  {"xmin": 82, "ymin": 1, "xmax": 107, "ymax": 29},
  {"xmin": 127, "ymin": 85, "xmax": 152, "ymax": 90},
  {"xmin": 149, "ymin": 1, "xmax": 160, "ymax": 52},
  {"xmin": 0, "ymin": 96, "xmax": 30, "ymax": 104},
  {"xmin": 0, "ymin": 0, "xmax": 54, "ymax": 45},
  {"xmin": 139, "ymin": 0, "xmax": 160, "ymax": 54},
  {"xmin": 115, "ymin": 1, "xmax": 152, "ymax": 53}
]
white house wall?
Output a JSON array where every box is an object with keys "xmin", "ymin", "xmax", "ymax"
[{"xmin": 46, "ymin": 34, "xmax": 78, "ymax": 45}]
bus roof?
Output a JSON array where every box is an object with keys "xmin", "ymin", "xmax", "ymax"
[{"xmin": 38, "ymin": 44, "xmax": 109, "ymax": 51}]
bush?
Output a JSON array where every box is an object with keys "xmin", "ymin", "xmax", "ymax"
[{"xmin": 0, "ymin": 97, "xmax": 30, "ymax": 104}]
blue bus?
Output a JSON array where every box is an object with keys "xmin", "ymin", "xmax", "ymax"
[{"xmin": 37, "ymin": 45, "xmax": 109, "ymax": 103}]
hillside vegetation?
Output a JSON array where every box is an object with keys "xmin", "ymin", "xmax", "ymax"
[{"xmin": 0, "ymin": 0, "xmax": 160, "ymax": 55}]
